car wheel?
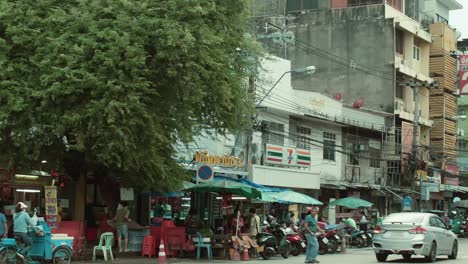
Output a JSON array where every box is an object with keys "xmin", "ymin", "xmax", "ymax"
[
  {"xmin": 402, "ymin": 254, "xmax": 411, "ymax": 261},
  {"xmin": 376, "ymin": 253, "xmax": 388, "ymax": 262},
  {"xmin": 448, "ymin": 240, "xmax": 458, "ymax": 260},
  {"xmin": 424, "ymin": 242, "xmax": 437, "ymax": 263}
]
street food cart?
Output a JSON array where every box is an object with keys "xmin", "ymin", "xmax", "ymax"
[{"xmin": 0, "ymin": 219, "xmax": 73, "ymax": 264}]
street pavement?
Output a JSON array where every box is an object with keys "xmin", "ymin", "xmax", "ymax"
[{"xmin": 80, "ymin": 238, "xmax": 468, "ymax": 264}]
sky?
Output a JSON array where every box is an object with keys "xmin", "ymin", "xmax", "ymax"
[{"xmin": 450, "ymin": 0, "xmax": 468, "ymax": 39}]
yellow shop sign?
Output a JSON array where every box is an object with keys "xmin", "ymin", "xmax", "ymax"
[{"xmin": 194, "ymin": 151, "xmax": 243, "ymax": 167}]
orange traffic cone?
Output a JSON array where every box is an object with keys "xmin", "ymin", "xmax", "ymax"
[
  {"xmin": 242, "ymin": 246, "xmax": 250, "ymax": 261},
  {"xmin": 158, "ymin": 239, "xmax": 168, "ymax": 264}
]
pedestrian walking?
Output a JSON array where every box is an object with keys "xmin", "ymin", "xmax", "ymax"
[
  {"xmin": 249, "ymin": 208, "xmax": 260, "ymax": 257},
  {"xmin": 113, "ymin": 201, "xmax": 131, "ymax": 253},
  {"xmin": 303, "ymin": 207, "xmax": 324, "ymax": 263}
]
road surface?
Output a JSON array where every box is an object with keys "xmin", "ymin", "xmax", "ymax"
[{"xmin": 81, "ymin": 238, "xmax": 468, "ymax": 263}]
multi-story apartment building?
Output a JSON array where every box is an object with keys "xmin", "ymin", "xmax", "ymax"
[
  {"xmin": 457, "ymin": 38, "xmax": 468, "ymax": 188},
  {"xmin": 251, "ymin": 0, "xmax": 431, "ymax": 210}
]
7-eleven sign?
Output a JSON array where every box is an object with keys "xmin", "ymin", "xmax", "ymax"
[{"xmin": 460, "ymin": 55, "xmax": 468, "ymax": 95}]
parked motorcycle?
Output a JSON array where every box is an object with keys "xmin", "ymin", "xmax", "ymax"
[
  {"xmin": 316, "ymin": 233, "xmax": 329, "ymax": 255},
  {"xmin": 345, "ymin": 228, "xmax": 367, "ymax": 248},
  {"xmin": 257, "ymin": 222, "xmax": 291, "ymax": 260},
  {"xmin": 363, "ymin": 230, "xmax": 373, "ymax": 247},
  {"xmin": 284, "ymin": 226, "xmax": 306, "ymax": 256},
  {"xmin": 322, "ymin": 227, "xmax": 340, "ymax": 253}
]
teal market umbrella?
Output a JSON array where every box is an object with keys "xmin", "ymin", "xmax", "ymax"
[
  {"xmin": 183, "ymin": 180, "xmax": 262, "ymax": 199},
  {"xmin": 329, "ymin": 197, "xmax": 373, "ymax": 209},
  {"xmin": 260, "ymin": 191, "xmax": 323, "ymax": 205}
]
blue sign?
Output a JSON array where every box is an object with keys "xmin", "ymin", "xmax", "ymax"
[
  {"xmin": 403, "ymin": 196, "xmax": 413, "ymax": 211},
  {"xmin": 197, "ymin": 165, "xmax": 213, "ymax": 182}
]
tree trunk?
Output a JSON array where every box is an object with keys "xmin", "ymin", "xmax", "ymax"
[{"xmin": 73, "ymin": 173, "xmax": 86, "ymax": 221}]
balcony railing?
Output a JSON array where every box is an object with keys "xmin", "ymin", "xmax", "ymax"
[{"xmin": 348, "ymin": 0, "xmax": 385, "ymax": 7}]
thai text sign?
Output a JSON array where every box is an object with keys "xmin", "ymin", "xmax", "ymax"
[
  {"xmin": 194, "ymin": 151, "xmax": 242, "ymax": 167},
  {"xmin": 44, "ymin": 186, "xmax": 58, "ymax": 228},
  {"xmin": 460, "ymin": 55, "xmax": 468, "ymax": 95},
  {"xmin": 265, "ymin": 144, "xmax": 311, "ymax": 167}
]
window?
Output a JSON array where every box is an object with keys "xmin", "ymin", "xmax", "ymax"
[
  {"xmin": 262, "ymin": 121, "xmax": 285, "ymax": 146},
  {"xmin": 386, "ymin": 0, "xmax": 402, "ymax": 11},
  {"xmin": 413, "ymin": 44, "xmax": 420, "ymax": 61},
  {"xmin": 286, "ymin": 0, "xmax": 318, "ymax": 13},
  {"xmin": 296, "ymin": 126, "xmax": 312, "ymax": 149},
  {"xmin": 436, "ymin": 14, "xmax": 448, "ymax": 24},
  {"xmin": 395, "ymin": 30, "xmax": 404, "ymax": 55},
  {"xmin": 347, "ymin": 143, "xmax": 360, "ymax": 165},
  {"xmin": 370, "ymin": 147, "xmax": 381, "ymax": 168},
  {"xmin": 323, "ymin": 132, "xmax": 336, "ymax": 161},
  {"xmin": 405, "ymin": 0, "xmax": 419, "ymax": 20}
]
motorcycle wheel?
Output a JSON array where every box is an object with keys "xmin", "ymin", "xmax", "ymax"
[
  {"xmin": 261, "ymin": 249, "xmax": 274, "ymax": 260},
  {"xmin": 290, "ymin": 243, "xmax": 302, "ymax": 256},
  {"xmin": 318, "ymin": 241, "xmax": 328, "ymax": 255},
  {"xmin": 281, "ymin": 244, "xmax": 290, "ymax": 259},
  {"xmin": 355, "ymin": 237, "xmax": 365, "ymax": 248},
  {"xmin": 327, "ymin": 240, "xmax": 338, "ymax": 254}
]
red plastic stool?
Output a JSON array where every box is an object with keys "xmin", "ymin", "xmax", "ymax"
[{"xmin": 142, "ymin": 235, "xmax": 156, "ymax": 258}]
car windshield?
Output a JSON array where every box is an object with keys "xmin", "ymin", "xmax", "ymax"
[{"xmin": 383, "ymin": 214, "xmax": 425, "ymax": 225}]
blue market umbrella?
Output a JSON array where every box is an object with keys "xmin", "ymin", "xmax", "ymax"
[{"xmin": 260, "ymin": 191, "xmax": 323, "ymax": 205}]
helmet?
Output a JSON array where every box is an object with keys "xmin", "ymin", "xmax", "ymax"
[
  {"xmin": 450, "ymin": 211, "xmax": 457, "ymax": 218},
  {"xmin": 266, "ymin": 215, "xmax": 277, "ymax": 225}
]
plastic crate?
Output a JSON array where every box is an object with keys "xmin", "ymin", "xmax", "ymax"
[{"xmin": 128, "ymin": 242, "xmax": 143, "ymax": 252}]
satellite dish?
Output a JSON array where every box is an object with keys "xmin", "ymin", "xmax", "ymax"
[
  {"xmin": 352, "ymin": 98, "xmax": 364, "ymax": 109},
  {"xmin": 334, "ymin": 93, "xmax": 342, "ymax": 101}
]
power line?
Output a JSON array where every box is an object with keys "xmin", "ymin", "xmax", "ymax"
[
  {"xmin": 265, "ymin": 22, "xmax": 394, "ymax": 80},
  {"xmin": 255, "ymin": 88, "xmax": 390, "ymax": 129},
  {"xmin": 259, "ymin": 115, "xmax": 399, "ymax": 162}
]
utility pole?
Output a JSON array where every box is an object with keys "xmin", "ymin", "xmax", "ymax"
[
  {"xmin": 402, "ymin": 80, "xmax": 438, "ymax": 212},
  {"xmin": 410, "ymin": 80, "xmax": 421, "ymax": 211}
]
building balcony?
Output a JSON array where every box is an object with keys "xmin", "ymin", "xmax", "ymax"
[
  {"xmin": 394, "ymin": 98, "xmax": 432, "ymax": 126},
  {"xmin": 395, "ymin": 53, "xmax": 431, "ymax": 82},
  {"xmin": 385, "ymin": 4, "xmax": 432, "ymax": 43}
]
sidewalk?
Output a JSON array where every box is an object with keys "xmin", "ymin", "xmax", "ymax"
[{"xmin": 76, "ymin": 248, "xmax": 371, "ymax": 264}]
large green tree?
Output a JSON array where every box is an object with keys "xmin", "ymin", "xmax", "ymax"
[{"xmin": 0, "ymin": 0, "xmax": 259, "ymax": 191}]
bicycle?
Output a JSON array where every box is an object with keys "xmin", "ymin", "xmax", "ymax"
[{"xmin": 0, "ymin": 237, "xmax": 27, "ymax": 264}]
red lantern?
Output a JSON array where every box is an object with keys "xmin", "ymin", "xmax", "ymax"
[
  {"xmin": 352, "ymin": 98, "xmax": 364, "ymax": 109},
  {"xmin": 334, "ymin": 93, "xmax": 342, "ymax": 101}
]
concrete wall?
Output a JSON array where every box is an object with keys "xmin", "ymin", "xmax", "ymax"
[{"xmin": 259, "ymin": 5, "xmax": 395, "ymax": 114}]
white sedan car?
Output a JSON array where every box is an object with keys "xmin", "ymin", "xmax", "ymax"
[{"xmin": 372, "ymin": 212, "xmax": 457, "ymax": 262}]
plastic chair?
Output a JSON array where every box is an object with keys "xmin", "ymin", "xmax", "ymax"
[
  {"xmin": 93, "ymin": 232, "xmax": 114, "ymax": 261},
  {"xmin": 195, "ymin": 232, "xmax": 212, "ymax": 260}
]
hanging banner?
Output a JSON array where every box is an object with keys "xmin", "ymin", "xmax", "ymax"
[
  {"xmin": 460, "ymin": 55, "xmax": 468, "ymax": 95},
  {"xmin": 44, "ymin": 186, "xmax": 58, "ymax": 228},
  {"xmin": 265, "ymin": 144, "xmax": 311, "ymax": 167}
]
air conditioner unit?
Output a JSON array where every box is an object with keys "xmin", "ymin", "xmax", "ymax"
[{"xmin": 395, "ymin": 99, "xmax": 404, "ymax": 111}]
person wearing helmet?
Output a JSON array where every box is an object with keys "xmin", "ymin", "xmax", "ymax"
[{"xmin": 14, "ymin": 202, "xmax": 34, "ymax": 260}]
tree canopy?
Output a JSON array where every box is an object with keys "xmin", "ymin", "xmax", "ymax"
[{"xmin": 0, "ymin": 0, "xmax": 259, "ymax": 191}]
